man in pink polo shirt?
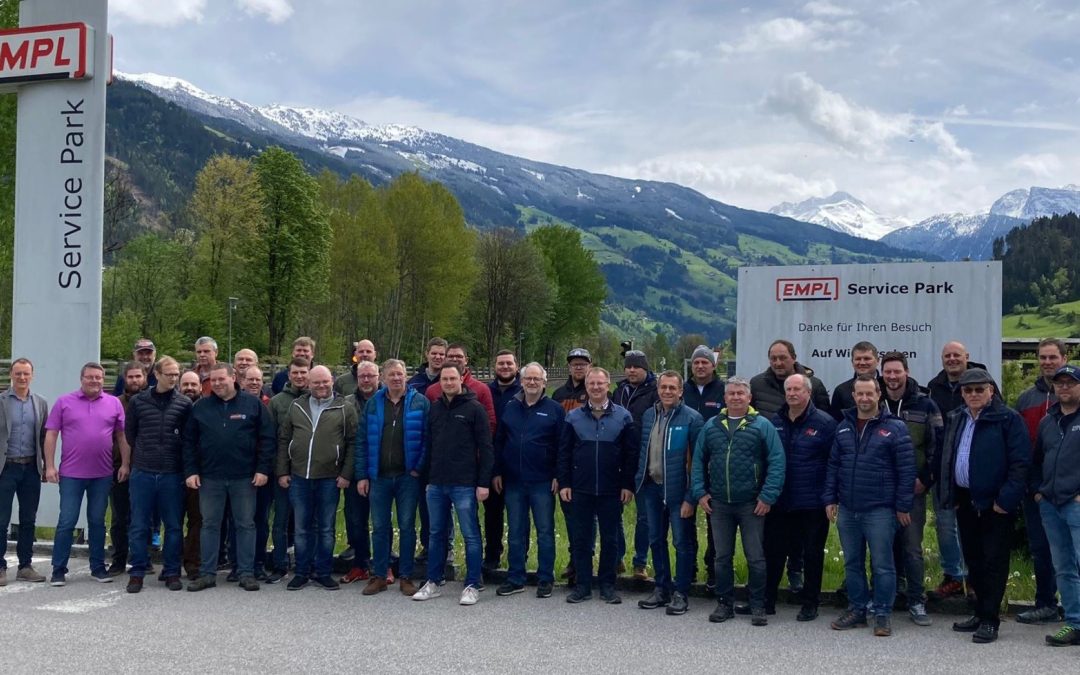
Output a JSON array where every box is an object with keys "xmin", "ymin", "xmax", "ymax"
[{"xmin": 44, "ymin": 362, "xmax": 130, "ymax": 586}]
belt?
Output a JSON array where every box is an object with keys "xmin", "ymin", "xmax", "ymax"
[{"xmin": 5, "ymin": 456, "xmax": 35, "ymax": 465}]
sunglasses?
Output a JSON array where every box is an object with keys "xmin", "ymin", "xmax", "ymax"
[{"xmin": 961, "ymin": 385, "xmax": 989, "ymax": 394}]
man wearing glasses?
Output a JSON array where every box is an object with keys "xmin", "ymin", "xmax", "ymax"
[{"xmin": 934, "ymin": 368, "xmax": 1029, "ymax": 644}]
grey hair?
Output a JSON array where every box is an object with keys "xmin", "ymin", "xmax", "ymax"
[
  {"xmin": 381, "ymin": 358, "xmax": 407, "ymax": 373},
  {"xmin": 724, "ymin": 375, "xmax": 751, "ymax": 392},
  {"xmin": 195, "ymin": 336, "xmax": 218, "ymax": 351},
  {"xmin": 522, "ymin": 361, "xmax": 548, "ymax": 381}
]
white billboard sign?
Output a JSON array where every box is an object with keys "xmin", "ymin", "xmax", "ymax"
[{"xmin": 735, "ymin": 261, "xmax": 1002, "ymax": 391}]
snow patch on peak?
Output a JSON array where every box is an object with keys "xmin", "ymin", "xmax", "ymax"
[
  {"xmin": 769, "ymin": 191, "xmax": 907, "ymax": 240},
  {"xmin": 521, "ymin": 168, "xmax": 545, "ymax": 181},
  {"xmin": 665, "ymin": 207, "xmax": 683, "ymax": 221}
]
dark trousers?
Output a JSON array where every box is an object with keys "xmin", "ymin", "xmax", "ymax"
[
  {"xmin": 109, "ymin": 470, "xmax": 130, "ymax": 565},
  {"xmin": 0, "ymin": 461, "xmax": 41, "ymax": 570},
  {"xmin": 764, "ymin": 508, "xmax": 829, "ymax": 608},
  {"xmin": 570, "ymin": 493, "xmax": 621, "ymax": 592},
  {"xmin": 343, "ymin": 487, "xmax": 371, "ymax": 566},
  {"xmin": 710, "ymin": 499, "xmax": 767, "ymax": 608},
  {"xmin": 956, "ymin": 489, "xmax": 1014, "ymax": 627},
  {"xmin": 183, "ymin": 486, "xmax": 202, "ymax": 575},
  {"xmin": 482, "ymin": 486, "xmax": 505, "ymax": 565},
  {"xmin": 1022, "ymin": 491, "xmax": 1059, "ymax": 609},
  {"xmin": 254, "ymin": 482, "xmax": 274, "ymax": 571}
]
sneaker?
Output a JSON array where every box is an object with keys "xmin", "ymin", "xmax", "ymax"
[
  {"xmin": 400, "ymin": 579, "xmax": 418, "ymax": 596},
  {"xmin": 909, "ymin": 602, "xmax": 932, "ymax": 626},
  {"xmin": 239, "ymin": 576, "xmax": 260, "ymax": 591},
  {"xmin": 1018, "ymin": 605, "xmax": 1061, "ymax": 625},
  {"xmin": 797, "ymin": 605, "xmax": 819, "ymax": 622},
  {"xmin": 412, "ymin": 580, "xmax": 442, "ymax": 601},
  {"xmin": 637, "ymin": 589, "xmax": 670, "ymax": 609},
  {"xmin": 266, "ymin": 570, "xmax": 287, "ymax": 584},
  {"xmin": 287, "ymin": 575, "xmax": 309, "ymax": 591},
  {"xmin": 106, "ymin": 561, "xmax": 126, "ymax": 577},
  {"xmin": 632, "ymin": 565, "xmax": 650, "ymax": 581},
  {"xmin": 363, "ymin": 576, "xmax": 388, "ymax": 595},
  {"xmin": 709, "ymin": 601, "xmax": 734, "ymax": 623},
  {"xmin": 873, "ymin": 615, "xmax": 892, "ymax": 636},
  {"xmin": 666, "ymin": 591, "xmax": 688, "ymax": 616},
  {"xmin": 16, "ymin": 566, "xmax": 45, "ymax": 583},
  {"xmin": 536, "ymin": 581, "xmax": 553, "ymax": 599},
  {"xmin": 126, "ymin": 576, "xmax": 143, "ymax": 593},
  {"xmin": 600, "ymin": 586, "xmax": 622, "ymax": 604},
  {"xmin": 460, "ymin": 585, "xmax": 480, "ymax": 605},
  {"xmin": 187, "ymin": 576, "xmax": 217, "ymax": 592},
  {"xmin": 751, "ymin": 607, "xmax": 768, "ymax": 627},
  {"xmin": 928, "ymin": 576, "xmax": 964, "ymax": 600},
  {"xmin": 496, "ymin": 582, "xmax": 525, "ymax": 596},
  {"xmin": 91, "ymin": 569, "xmax": 114, "ymax": 583},
  {"xmin": 313, "ymin": 575, "xmax": 340, "ymax": 590},
  {"xmin": 952, "ymin": 615, "xmax": 980, "ymax": 632},
  {"xmin": 49, "ymin": 571, "xmax": 66, "ymax": 587},
  {"xmin": 831, "ymin": 610, "xmax": 868, "ymax": 630},
  {"xmin": 165, "ymin": 576, "xmax": 183, "ymax": 591},
  {"xmin": 1046, "ymin": 625, "xmax": 1080, "ymax": 646},
  {"xmin": 474, "ymin": 581, "xmax": 486, "ymax": 592},
  {"xmin": 972, "ymin": 622, "xmax": 998, "ymax": 643},
  {"xmin": 340, "ymin": 567, "xmax": 369, "ymax": 584},
  {"xmin": 566, "ymin": 587, "xmax": 593, "ymax": 603}
]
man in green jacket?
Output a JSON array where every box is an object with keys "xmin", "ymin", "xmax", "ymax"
[{"xmin": 691, "ymin": 376, "xmax": 785, "ymax": 626}]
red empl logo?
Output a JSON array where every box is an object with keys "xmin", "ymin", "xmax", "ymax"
[{"xmin": 775, "ymin": 277, "xmax": 840, "ymax": 302}]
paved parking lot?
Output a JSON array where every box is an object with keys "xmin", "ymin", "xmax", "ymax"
[{"xmin": 2, "ymin": 555, "xmax": 1077, "ymax": 674}]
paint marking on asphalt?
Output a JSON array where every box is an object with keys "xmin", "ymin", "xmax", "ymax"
[{"xmin": 37, "ymin": 590, "xmax": 124, "ymax": 614}]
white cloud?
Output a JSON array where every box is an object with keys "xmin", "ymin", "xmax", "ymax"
[
  {"xmin": 803, "ymin": 1, "xmax": 856, "ymax": 17},
  {"xmin": 719, "ymin": 15, "xmax": 863, "ymax": 55},
  {"xmin": 238, "ymin": 0, "xmax": 294, "ymax": 23},
  {"xmin": 944, "ymin": 104, "xmax": 969, "ymax": 116},
  {"xmin": 1008, "ymin": 152, "xmax": 1063, "ymax": 177},
  {"xmin": 111, "ymin": 0, "xmax": 206, "ymax": 26}
]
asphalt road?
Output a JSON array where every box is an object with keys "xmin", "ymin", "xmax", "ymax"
[{"xmin": 2, "ymin": 555, "xmax": 1076, "ymax": 674}]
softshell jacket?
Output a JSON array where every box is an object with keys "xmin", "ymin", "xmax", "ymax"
[
  {"xmin": 750, "ymin": 365, "xmax": 830, "ymax": 416},
  {"xmin": 824, "ymin": 407, "xmax": 916, "ymax": 513},
  {"xmin": 354, "ymin": 387, "xmax": 430, "ymax": 481},
  {"xmin": 425, "ymin": 368, "xmax": 497, "ymax": 434},
  {"xmin": 1033, "ymin": 403, "xmax": 1080, "ymax": 506},
  {"xmin": 551, "ymin": 378, "xmax": 587, "ymax": 414},
  {"xmin": 183, "ymin": 391, "xmax": 275, "ymax": 480},
  {"xmin": 882, "ymin": 377, "xmax": 943, "ymax": 488},
  {"xmin": 557, "ymin": 401, "xmax": 637, "ymax": 496},
  {"xmin": 613, "ymin": 372, "xmax": 659, "ymax": 425},
  {"xmin": 690, "ymin": 407, "xmax": 786, "ymax": 506},
  {"xmin": 277, "ymin": 393, "xmax": 357, "ymax": 480},
  {"xmin": 634, "ymin": 401, "xmax": 704, "ymax": 507},
  {"xmin": 683, "ymin": 377, "xmax": 725, "ymax": 422},
  {"xmin": 1016, "ymin": 377, "xmax": 1055, "ymax": 446},
  {"xmin": 424, "ymin": 389, "xmax": 493, "ymax": 488},
  {"xmin": 493, "ymin": 392, "xmax": 564, "ymax": 484},
  {"xmin": 771, "ymin": 401, "xmax": 836, "ymax": 511}
]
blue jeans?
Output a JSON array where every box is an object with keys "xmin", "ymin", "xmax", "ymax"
[
  {"xmin": 0, "ymin": 462, "xmax": 41, "ymax": 570},
  {"xmin": 837, "ymin": 506, "xmax": 897, "ymax": 617},
  {"xmin": 640, "ymin": 481, "xmax": 694, "ymax": 594},
  {"xmin": 370, "ymin": 474, "xmax": 420, "ymax": 579},
  {"xmin": 289, "ymin": 476, "xmax": 341, "ymax": 578},
  {"xmin": 198, "ymin": 478, "xmax": 257, "ymax": 578},
  {"xmin": 343, "ymin": 487, "xmax": 370, "ymax": 566},
  {"xmin": 270, "ymin": 483, "xmax": 291, "ymax": 572},
  {"xmin": 933, "ymin": 499, "xmax": 966, "ymax": 579},
  {"xmin": 1025, "ymin": 492, "xmax": 1059, "ymax": 609},
  {"xmin": 571, "ymin": 492, "xmax": 621, "ymax": 592},
  {"xmin": 52, "ymin": 476, "xmax": 112, "ymax": 574},
  {"xmin": 709, "ymin": 499, "xmax": 766, "ymax": 607},
  {"xmin": 504, "ymin": 480, "xmax": 555, "ymax": 585},
  {"xmin": 1039, "ymin": 498, "xmax": 1080, "ymax": 628},
  {"xmin": 128, "ymin": 469, "xmax": 185, "ymax": 578},
  {"xmin": 426, "ymin": 484, "xmax": 482, "ymax": 586}
]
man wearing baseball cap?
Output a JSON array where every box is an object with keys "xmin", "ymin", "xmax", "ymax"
[
  {"xmin": 1033, "ymin": 364, "xmax": 1080, "ymax": 646},
  {"xmin": 113, "ymin": 339, "xmax": 158, "ymax": 396},
  {"xmin": 552, "ymin": 347, "xmax": 591, "ymax": 582}
]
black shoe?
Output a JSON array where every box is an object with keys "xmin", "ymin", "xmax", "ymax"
[
  {"xmin": 239, "ymin": 576, "xmax": 260, "ymax": 591},
  {"xmin": 705, "ymin": 578, "xmax": 716, "ymax": 594},
  {"xmin": 666, "ymin": 591, "xmax": 689, "ymax": 616},
  {"xmin": 566, "ymin": 588, "xmax": 592, "ymax": 603},
  {"xmin": 600, "ymin": 586, "xmax": 622, "ymax": 604},
  {"xmin": 254, "ymin": 570, "xmax": 268, "ymax": 582},
  {"xmin": 126, "ymin": 576, "xmax": 143, "ymax": 594},
  {"xmin": 226, "ymin": 570, "xmax": 239, "ymax": 583},
  {"xmin": 106, "ymin": 561, "xmax": 126, "ymax": 577},
  {"xmin": 831, "ymin": 610, "xmax": 868, "ymax": 630},
  {"xmin": 734, "ymin": 602, "xmax": 751, "ymax": 615},
  {"xmin": 164, "ymin": 576, "xmax": 183, "ymax": 591},
  {"xmin": 312, "ymin": 575, "xmax": 339, "ymax": 590},
  {"xmin": 496, "ymin": 582, "xmax": 525, "ymax": 596},
  {"xmin": 287, "ymin": 575, "xmax": 309, "ymax": 591},
  {"xmin": 751, "ymin": 607, "xmax": 768, "ymax": 627},
  {"xmin": 638, "ymin": 589, "xmax": 671, "ymax": 609},
  {"xmin": 952, "ymin": 615, "xmax": 980, "ymax": 632},
  {"xmin": 536, "ymin": 581, "xmax": 553, "ymax": 598},
  {"xmin": 797, "ymin": 605, "xmax": 819, "ymax": 622},
  {"xmin": 709, "ymin": 601, "xmax": 734, "ymax": 623},
  {"xmin": 266, "ymin": 570, "xmax": 287, "ymax": 584},
  {"xmin": 972, "ymin": 623, "xmax": 998, "ymax": 643},
  {"xmin": 186, "ymin": 576, "xmax": 216, "ymax": 592},
  {"xmin": 788, "ymin": 570, "xmax": 804, "ymax": 594}
]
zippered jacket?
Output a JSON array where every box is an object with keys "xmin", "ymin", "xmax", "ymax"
[
  {"xmin": 557, "ymin": 401, "xmax": 637, "ymax": 496},
  {"xmin": 424, "ymin": 389, "xmax": 493, "ymax": 487},
  {"xmin": 126, "ymin": 388, "xmax": 192, "ymax": 474},
  {"xmin": 825, "ymin": 407, "xmax": 916, "ymax": 513},
  {"xmin": 493, "ymin": 392, "xmax": 564, "ymax": 484},
  {"xmin": 277, "ymin": 393, "xmax": 356, "ymax": 480},
  {"xmin": 771, "ymin": 401, "xmax": 836, "ymax": 511},
  {"xmin": 690, "ymin": 407, "xmax": 785, "ymax": 506},
  {"xmin": 1033, "ymin": 403, "xmax": 1080, "ymax": 506},
  {"xmin": 183, "ymin": 391, "xmax": 275, "ymax": 480},
  {"xmin": 634, "ymin": 401, "xmax": 704, "ymax": 506},
  {"xmin": 354, "ymin": 387, "xmax": 429, "ymax": 481}
]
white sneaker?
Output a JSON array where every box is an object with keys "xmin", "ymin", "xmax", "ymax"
[
  {"xmin": 412, "ymin": 581, "xmax": 442, "ymax": 601},
  {"xmin": 460, "ymin": 585, "xmax": 480, "ymax": 606}
]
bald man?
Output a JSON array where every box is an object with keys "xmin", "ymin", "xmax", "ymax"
[
  {"xmin": 234, "ymin": 350, "xmax": 258, "ymax": 378},
  {"xmin": 335, "ymin": 339, "xmax": 377, "ymax": 397}
]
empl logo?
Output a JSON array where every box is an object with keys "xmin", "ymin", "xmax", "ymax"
[{"xmin": 776, "ymin": 277, "xmax": 840, "ymax": 302}]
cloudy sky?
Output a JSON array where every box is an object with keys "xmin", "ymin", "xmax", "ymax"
[{"xmin": 109, "ymin": 0, "xmax": 1080, "ymax": 222}]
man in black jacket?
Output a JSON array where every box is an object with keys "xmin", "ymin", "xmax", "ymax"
[
  {"xmin": 682, "ymin": 345, "xmax": 724, "ymax": 591},
  {"xmin": 412, "ymin": 365, "xmax": 493, "ymax": 606},
  {"xmin": 829, "ymin": 341, "xmax": 882, "ymax": 420},
  {"xmin": 124, "ymin": 357, "xmax": 192, "ymax": 593},
  {"xmin": 183, "ymin": 363, "xmax": 275, "ymax": 592},
  {"xmin": 750, "ymin": 339, "xmax": 830, "ymax": 416},
  {"xmin": 613, "ymin": 350, "xmax": 657, "ymax": 580}
]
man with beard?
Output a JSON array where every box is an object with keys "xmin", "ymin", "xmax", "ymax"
[
  {"xmin": 180, "ymin": 371, "xmax": 203, "ymax": 578},
  {"xmin": 339, "ymin": 360, "xmax": 379, "ymax": 583},
  {"xmin": 483, "ymin": 349, "xmax": 521, "ymax": 573},
  {"xmin": 107, "ymin": 362, "xmax": 149, "ymax": 576}
]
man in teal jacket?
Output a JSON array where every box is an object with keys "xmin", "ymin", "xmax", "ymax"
[{"xmin": 691, "ymin": 376, "xmax": 785, "ymax": 626}]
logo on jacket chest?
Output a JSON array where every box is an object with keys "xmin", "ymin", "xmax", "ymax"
[
  {"xmin": 804, "ymin": 428, "xmax": 818, "ymax": 437},
  {"xmin": 229, "ymin": 414, "xmax": 248, "ymax": 420},
  {"xmin": 877, "ymin": 429, "xmax": 892, "ymax": 437}
]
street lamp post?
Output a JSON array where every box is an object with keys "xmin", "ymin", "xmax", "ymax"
[{"xmin": 228, "ymin": 297, "xmax": 239, "ymax": 358}]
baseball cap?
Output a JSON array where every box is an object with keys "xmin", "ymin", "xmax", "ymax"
[
  {"xmin": 567, "ymin": 347, "xmax": 592, "ymax": 363},
  {"xmin": 1052, "ymin": 364, "xmax": 1080, "ymax": 382},
  {"xmin": 134, "ymin": 338, "xmax": 156, "ymax": 352}
]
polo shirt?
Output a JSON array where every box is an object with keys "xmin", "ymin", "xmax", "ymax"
[{"xmin": 45, "ymin": 390, "xmax": 125, "ymax": 479}]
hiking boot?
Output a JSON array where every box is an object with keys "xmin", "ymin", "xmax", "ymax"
[
  {"xmin": 16, "ymin": 566, "xmax": 45, "ymax": 583},
  {"xmin": 637, "ymin": 589, "xmax": 670, "ymax": 609},
  {"xmin": 126, "ymin": 576, "xmax": 143, "ymax": 594},
  {"xmin": 952, "ymin": 615, "xmax": 980, "ymax": 632},
  {"xmin": 616, "ymin": 561, "xmax": 627, "ymax": 575},
  {"xmin": 874, "ymin": 615, "xmax": 892, "ymax": 637},
  {"xmin": 536, "ymin": 581, "xmax": 553, "ymax": 598},
  {"xmin": 566, "ymin": 587, "xmax": 592, "ymax": 603},
  {"xmin": 399, "ymin": 578, "xmax": 418, "ymax": 596},
  {"xmin": 362, "ymin": 576, "xmax": 388, "ymax": 595},
  {"xmin": 287, "ymin": 575, "xmax": 309, "ymax": 591},
  {"xmin": 239, "ymin": 576, "xmax": 260, "ymax": 591},
  {"xmin": 751, "ymin": 607, "xmax": 768, "ymax": 626},
  {"xmin": 411, "ymin": 580, "xmax": 442, "ymax": 601},
  {"xmin": 909, "ymin": 602, "xmax": 932, "ymax": 626},
  {"xmin": 1046, "ymin": 625, "xmax": 1080, "ymax": 646},
  {"xmin": 632, "ymin": 565, "xmax": 650, "ymax": 581},
  {"xmin": 709, "ymin": 601, "xmax": 734, "ymax": 623},
  {"xmin": 1018, "ymin": 605, "xmax": 1061, "ymax": 625},
  {"xmin": 165, "ymin": 576, "xmax": 183, "ymax": 591},
  {"xmin": 736, "ymin": 602, "xmax": 774, "ymax": 615},
  {"xmin": 831, "ymin": 610, "xmax": 868, "ymax": 630},
  {"xmin": 496, "ymin": 582, "xmax": 525, "ymax": 596},
  {"xmin": 929, "ymin": 576, "xmax": 964, "ymax": 600},
  {"xmin": 666, "ymin": 591, "xmax": 688, "ymax": 616},
  {"xmin": 797, "ymin": 605, "xmax": 819, "ymax": 622},
  {"xmin": 972, "ymin": 622, "xmax": 998, "ymax": 643},
  {"xmin": 340, "ymin": 567, "xmax": 369, "ymax": 584},
  {"xmin": 187, "ymin": 576, "xmax": 216, "ymax": 592}
]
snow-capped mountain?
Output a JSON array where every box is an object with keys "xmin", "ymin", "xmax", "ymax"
[
  {"xmin": 989, "ymin": 185, "xmax": 1080, "ymax": 220},
  {"xmin": 879, "ymin": 212, "xmax": 1028, "ymax": 261},
  {"xmin": 768, "ymin": 191, "xmax": 908, "ymax": 240}
]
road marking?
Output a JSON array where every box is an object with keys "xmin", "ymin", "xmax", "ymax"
[{"xmin": 38, "ymin": 589, "xmax": 123, "ymax": 614}]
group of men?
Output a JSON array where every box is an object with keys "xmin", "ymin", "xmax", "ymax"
[{"xmin": 2, "ymin": 335, "xmax": 1080, "ymax": 649}]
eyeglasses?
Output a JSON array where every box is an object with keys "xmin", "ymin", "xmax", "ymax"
[
  {"xmin": 522, "ymin": 376, "xmax": 544, "ymax": 382},
  {"xmin": 1054, "ymin": 380, "xmax": 1080, "ymax": 389},
  {"xmin": 961, "ymin": 386, "xmax": 988, "ymax": 394}
]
